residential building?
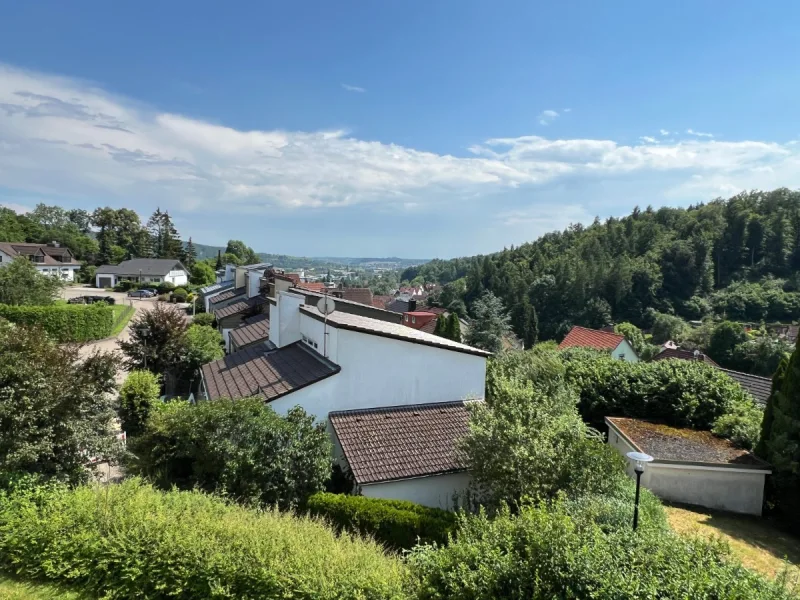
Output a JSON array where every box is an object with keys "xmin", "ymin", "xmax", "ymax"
[
  {"xmin": 199, "ymin": 289, "xmax": 490, "ymax": 508},
  {"xmin": 95, "ymin": 259, "xmax": 189, "ymax": 288},
  {"xmin": 402, "ymin": 311, "xmax": 438, "ymax": 331},
  {"xmin": 606, "ymin": 417, "xmax": 771, "ymax": 515},
  {"xmin": 214, "ymin": 295, "xmax": 269, "ymax": 352},
  {"xmin": 0, "ymin": 242, "xmax": 81, "ymax": 281},
  {"xmin": 653, "ymin": 347, "xmax": 719, "ymax": 366},
  {"xmin": 558, "ymin": 325, "xmax": 639, "ymax": 362},
  {"xmin": 290, "ymin": 287, "xmax": 402, "ymax": 323}
]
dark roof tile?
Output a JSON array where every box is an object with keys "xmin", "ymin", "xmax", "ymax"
[
  {"xmin": 719, "ymin": 368, "xmax": 772, "ymax": 405},
  {"xmin": 229, "ymin": 314, "xmax": 271, "ymax": 350},
  {"xmin": 214, "ymin": 295, "xmax": 267, "ymax": 319}
]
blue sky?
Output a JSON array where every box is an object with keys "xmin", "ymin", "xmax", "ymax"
[{"xmin": 0, "ymin": 1, "xmax": 799, "ymax": 258}]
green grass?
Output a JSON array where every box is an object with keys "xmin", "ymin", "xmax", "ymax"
[
  {"xmin": 0, "ymin": 574, "xmax": 88, "ymax": 599},
  {"xmin": 109, "ymin": 304, "xmax": 135, "ymax": 338}
]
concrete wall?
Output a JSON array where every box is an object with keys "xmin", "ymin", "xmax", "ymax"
[
  {"xmin": 361, "ymin": 473, "xmax": 472, "ymax": 510},
  {"xmin": 607, "ymin": 424, "xmax": 768, "ymax": 516}
]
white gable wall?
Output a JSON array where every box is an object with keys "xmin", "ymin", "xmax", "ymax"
[
  {"xmin": 166, "ymin": 269, "xmax": 188, "ymax": 286},
  {"xmin": 360, "ymin": 473, "xmax": 471, "ymax": 510},
  {"xmin": 613, "ymin": 339, "xmax": 639, "ymax": 362}
]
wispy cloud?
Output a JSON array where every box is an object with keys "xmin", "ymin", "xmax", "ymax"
[
  {"xmin": 659, "ymin": 129, "xmax": 670, "ymax": 136},
  {"xmin": 341, "ymin": 83, "xmax": 366, "ymax": 93},
  {"xmin": 686, "ymin": 128, "xmax": 714, "ymax": 138},
  {"xmin": 0, "ymin": 63, "xmax": 798, "ymax": 219},
  {"xmin": 639, "ymin": 136, "xmax": 659, "ymax": 144},
  {"xmin": 563, "ymin": 108, "xmax": 572, "ymax": 113},
  {"xmin": 538, "ymin": 109, "xmax": 559, "ymax": 125}
]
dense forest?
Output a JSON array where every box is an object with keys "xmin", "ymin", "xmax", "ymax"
[{"xmin": 404, "ymin": 189, "xmax": 800, "ymax": 343}]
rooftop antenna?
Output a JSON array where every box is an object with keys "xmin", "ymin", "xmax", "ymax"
[{"xmin": 316, "ymin": 290, "xmax": 336, "ymax": 358}]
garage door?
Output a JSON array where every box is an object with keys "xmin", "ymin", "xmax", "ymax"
[{"xmin": 98, "ymin": 277, "xmax": 113, "ymax": 288}]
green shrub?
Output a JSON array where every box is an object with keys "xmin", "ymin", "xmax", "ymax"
[
  {"xmin": 192, "ymin": 312, "xmax": 215, "ymax": 327},
  {"xmin": 0, "ymin": 303, "xmax": 113, "ymax": 342},
  {"xmin": 156, "ymin": 281, "xmax": 176, "ymax": 294},
  {"xmin": 113, "ymin": 280, "xmax": 141, "ymax": 292},
  {"xmin": 0, "ymin": 479, "xmax": 408, "ymax": 600},
  {"xmin": 307, "ymin": 492, "xmax": 456, "ymax": 550},
  {"xmin": 172, "ymin": 287, "xmax": 188, "ymax": 302},
  {"xmin": 129, "ymin": 399, "xmax": 332, "ymax": 509},
  {"xmin": 118, "ymin": 370, "xmax": 161, "ymax": 437},
  {"xmin": 408, "ymin": 503, "xmax": 795, "ymax": 600}
]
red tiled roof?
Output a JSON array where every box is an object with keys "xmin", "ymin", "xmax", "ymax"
[
  {"xmin": 201, "ymin": 342, "xmax": 339, "ymax": 401},
  {"xmin": 329, "ymin": 401, "xmax": 472, "ymax": 485},
  {"xmin": 229, "ymin": 313, "xmax": 270, "ymax": 350},
  {"xmin": 372, "ymin": 295, "xmax": 392, "ymax": 309},
  {"xmin": 558, "ymin": 326, "xmax": 624, "ymax": 351},
  {"xmin": 341, "ymin": 287, "xmax": 373, "ymax": 307},
  {"xmin": 297, "ymin": 282, "xmax": 327, "ymax": 293},
  {"xmin": 653, "ymin": 348, "xmax": 720, "ymax": 367}
]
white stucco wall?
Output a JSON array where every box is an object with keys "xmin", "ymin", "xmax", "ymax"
[
  {"xmin": 607, "ymin": 423, "xmax": 769, "ymax": 516},
  {"xmin": 613, "ymin": 339, "xmax": 639, "ymax": 362},
  {"xmin": 360, "ymin": 473, "xmax": 472, "ymax": 510},
  {"xmin": 166, "ymin": 270, "xmax": 188, "ymax": 286},
  {"xmin": 0, "ymin": 248, "xmax": 12, "ymax": 265},
  {"xmin": 37, "ymin": 265, "xmax": 78, "ymax": 281}
]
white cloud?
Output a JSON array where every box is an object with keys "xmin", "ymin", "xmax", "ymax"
[
  {"xmin": 538, "ymin": 109, "xmax": 559, "ymax": 125},
  {"xmin": 686, "ymin": 128, "xmax": 714, "ymax": 138},
  {"xmin": 0, "ymin": 201, "xmax": 31, "ymax": 213},
  {"xmin": 341, "ymin": 83, "xmax": 366, "ymax": 93},
  {"xmin": 0, "ymin": 64, "xmax": 798, "ymax": 218},
  {"xmin": 639, "ymin": 136, "xmax": 659, "ymax": 144},
  {"xmin": 659, "ymin": 129, "xmax": 670, "ymax": 136},
  {"xmin": 563, "ymin": 108, "xmax": 572, "ymax": 113}
]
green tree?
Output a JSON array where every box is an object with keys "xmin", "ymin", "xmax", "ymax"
[
  {"xmin": 118, "ymin": 370, "xmax": 161, "ymax": 437},
  {"xmin": 184, "ymin": 237, "xmax": 197, "ymax": 268},
  {"xmin": 465, "ymin": 292, "xmax": 511, "ymax": 353},
  {"xmin": 118, "ymin": 304, "xmax": 189, "ymax": 380},
  {"xmin": 649, "ymin": 312, "xmax": 689, "ymax": 345},
  {"xmin": 92, "ymin": 207, "xmax": 119, "ymax": 265},
  {"xmin": 0, "ymin": 257, "xmax": 63, "ymax": 305},
  {"xmin": 183, "ymin": 324, "xmax": 224, "ymax": 376},
  {"xmin": 614, "ymin": 322, "xmax": 659, "ymax": 360},
  {"xmin": 147, "ymin": 208, "xmax": 184, "ymax": 259},
  {"xmin": 707, "ymin": 321, "xmax": 748, "ymax": 367},
  {"xmin": 0, "ymin": 321, "xmax": 119, "ymax": 482},
  {"xmin": 518, "ymin": 298, "xmax": 538, "ymax": 348},
  {"xmin": 190, "ymin": 261, "xmax": 216, "ymax": 286},
  {"xmin": 432, "ymin": 314, "xmax": 447, "ymax": 337},
  {"xmin": 130, "ymin": 399, "xmax": 332, "ymax": 509},
  {"xmin": 446, "ymin": 312, "xmax": 462, "ymax": 343},
  {"xmin": 225, "ymin": 239, "xmax": 259, "ymax": 264},
  {"xmin": 0, "ymin": 207, "xmax": 29, "ymax": 241},
  {"xmin": 215, "ymin": 250, "xmax": 223, "ymax": 270}
]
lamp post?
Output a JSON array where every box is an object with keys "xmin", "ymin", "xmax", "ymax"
[
  {"xmin": 138, "ymin": 326, "xmax": 151, "ymax": 370},
  {"xmin": 626, "ymin": 451, "xmax": 653, "ymax": 531}
]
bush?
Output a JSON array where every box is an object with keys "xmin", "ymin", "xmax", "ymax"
[
  {"xmin": 192, "ymin": 312, "xmax": 215, "ymax": 327},
  {"xmin": 0, "ymin": 303, "xmax": 113, "ymax": 342},
  {"xmin": 156, "ymin": 281, "xmax": 176, "ymax": 295},
  {"xmin": 172, "ymin": 287, "xmax": 188, "ymax": 302},
  {"xmin": 408, "ymin": 503, "xmax": 794, "ymax": 600},
  {"xmin": 118, "ymin": 371, "xmax": 161, "ymax": 437},
  {"xmin": 307, "ymin": 492, "xmax": 456, "ymax": 550},
  {"xmin": 129, "ymin": 399, "xmax": 332, "ymax": 509},
  {"xmin": 0, "ymin": 479, "xmax": 407, "ymax": 600},
  {"xmin": 183, "ymin": 324, "xmax": 224, "ymax": 374},
  {"xmin": 113, "ymin": 280, "xmax": 141, "ymax": 292}
]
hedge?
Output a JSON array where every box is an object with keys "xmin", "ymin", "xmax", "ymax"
[
  {"xmin": 307, "ymin": 492, "xmax": 457, "ymax": 550},
  {"xmin": 0, "ymin": 303, "xmax": 114, "ymax": 342},
  {"xmin": 0, "ymin": 479, "xmax": 408, "ymax": 600}
]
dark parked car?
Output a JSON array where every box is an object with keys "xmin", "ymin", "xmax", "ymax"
[
  {"xmin": 127, "ymin": 290, "xmax": 154, "ymax": 298},
  {"xmin": 68, "ymin": 295, "xmax": 116, "ymax": 305},
  {"xmin": 140, "ymin": 288, "xmax": 158, "ymax": 296}
]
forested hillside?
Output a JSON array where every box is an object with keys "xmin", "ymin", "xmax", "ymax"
[{"xmin": 405, "ymin": 189, "xmax": 800, "ymax": 342}]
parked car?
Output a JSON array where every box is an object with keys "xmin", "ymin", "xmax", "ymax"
[
  {"xmin": 68, "ymin": 295, "xmax": 116, "ymax": 305},
  {"xmin": 127, "ymin": 290, "xmax": 154, "ymax": 298},
  {"xmin": 140, "ymin": 288, "xmax": 158, "ymax": 296}
]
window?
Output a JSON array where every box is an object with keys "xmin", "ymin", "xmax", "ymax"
[
  {"xmin": 151, "ymin": 277, "xmax": 161, "ymax": 283},
  {"xmin": 618, "ymin": 353, "xmax": 625, "ymax": 360},
  {"xmin": 412, "ymin": 316, "xmax": 416, "ymax": 324},
  {"xmin": 404, "ymin": 315, "xmax": 409, "ymax": 322}
]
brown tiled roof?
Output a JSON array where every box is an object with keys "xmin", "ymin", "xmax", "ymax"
[
  {"xmin": 214, "ymin": 295, "xmax": 267, "ymax": 319},
  {"xmin": 329, "ymin": 401, "xmax": 472, "ymax": 485},
  {"xmin": 719, "ymin": 368, "xmax": 772, "ymax": 405},
  {"xmin": 297, "ymin": 282, "xmax": 327, "ymax": 293},
  {"xmin": 209, "ymin": 288, "xmax": 245, "ymax": 305},
  {"xmin": 201, "ymin": 342, "xmax": 339, "ymax": 401},
  {"xmin": 229, "ymin": 313, "xmax": 270, "ymax": 350},
  {"xmin": 341, "ymin": 288, "xmax": 373, "ymax": 306},
  {"xmin": 606, "ymin": 417, "xmax": 770, "ymax": 469},
  {"xmin": 290, "ymin": 287, "xmax": 402, "ymax": 322},
  {"xmin": 558, "ymin": 325, "xmax": 624, "ymax": 351},
  {"xmin": 653, "ymin": 348, "xmax": 720, "ymax": 366},
  {"xmin": 0, "ymin": 242, "xmax": 80, "ymax": 266},
  {"xmin": 372, "ymin": 295, "xmax": 392, "ymax": 309},
  {"xmin": 301, "ymin": 305, "xmax": 491, "ymax": 357}
]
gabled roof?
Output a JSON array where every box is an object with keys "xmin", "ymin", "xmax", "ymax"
[
  {"xmin": 96, "ymin": 258, "xmax": 187, "ymax": 276},
  {"xmin": 0, "ymin": 242, "xmax": 80, "ymax": 266},
  {"xmin": 606, "ymin": 417, "xmax": 770, "ymax": 470},
  {"xmin": 329, "ymin": 401, "xmax": 472, "ymax": 485},
  {"xmin": 558, "ymin": 326, "xmax": 625, "ymax": 351},
  {"xmin": 653, "ymin": 347, "xmax": 720, "ymax": 366},
  {"xmin": 201, "ymin": 342, "xmax": 339, "ymax": 402},
  {"xmin": 301, "ymin": 304, "xmax": 490, "ymax": 357},
  {"xmin": 209, "ymin": 288, "xmax": 245, "ymax": 305},
  {"xmin": 229, "ymin": 313, "xmax": 270, "ymax": 350},
  {"xmin": 214, "ymin": 295, "xmax": 267, "ymax": 320},
  {"xmin": 719, "ymin": 368, "xmax": 772, "ymax": 406}
]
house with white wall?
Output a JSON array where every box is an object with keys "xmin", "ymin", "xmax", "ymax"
[
  {"xmin": 199, "ymin": 289, "xmax": 490, "ymax": 507},
  {"xmin": 0, "ymin": 242, "xmax": 82, "ymax": 281},
  {"xmin": 558, "ymin": 325, "xmax": 639, "ymax": 361},
  {"xmin": 95, "ymin": 259, "xmax": 189, "ymax": 288}
]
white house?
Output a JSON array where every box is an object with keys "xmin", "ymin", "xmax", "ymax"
[
  {"xmin": 606, "ymin": 417, "xmax": 771, "ymax": 516},
  {"xmin": 558, "ymin": 325, "xmax": 639, "ymax": 362},
  {"xmin": 0, "ymin": 242, "xmax": 82, "ymax": 281},
  {"xmin": 199, "ymin": 289, "xmax": 490, "ymax": 508},
  {"xmin": 95, "ymin": 259, "xmax": 189, "ymax": 288}
]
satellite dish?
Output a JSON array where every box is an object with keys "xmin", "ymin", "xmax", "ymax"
[{"xmin": 317, "ymin": 296, "xmax": 336, "ymax": 315}]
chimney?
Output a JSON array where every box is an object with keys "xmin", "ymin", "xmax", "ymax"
[
  {"xmin": 408, "ymin": 299, "xmax": 417, "ymax": 312},
  {"xmin": 49, "ymin": 241, "xmax": 60, "ymax": 248}
]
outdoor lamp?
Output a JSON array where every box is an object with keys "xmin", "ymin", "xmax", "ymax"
[
  {"xmin": 626, "ymin": 451, "xmax": 653, "ymax": 531},
  {"xmin": 138, "ymin": 326, "xmax": 151, "ymax": 369}
]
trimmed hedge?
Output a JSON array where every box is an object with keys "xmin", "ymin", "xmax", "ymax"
[
  {"xmin": 0, "ymin": 303, "xmax": 114, "ymax": 342},
  {"xmin": 0, "ymin": 479, "xmax": 408, "ymax": 600},
  {"xmin": 307, "ymin": 492, "xmax": 457, "ymax": 550}
]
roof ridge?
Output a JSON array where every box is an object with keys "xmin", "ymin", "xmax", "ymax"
[
  {"xmin": 718, "ymin": 367, "xmax": 772, "ymax": 381},
  {"xmin": 328, "ymin": 399, "xmax": 470, "ymax": 417}
]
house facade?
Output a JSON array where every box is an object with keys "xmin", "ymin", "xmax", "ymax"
[
  {"xmin": 558, "ymin": 325, "xmax": 639, "ymax": 362},
  {"xmin": 0, "ymin": 242, "xmax": 82, "ymax": 281},
  {"xmin": 95, "ymin": 259, "xmax": 189, "ymax": 288}
]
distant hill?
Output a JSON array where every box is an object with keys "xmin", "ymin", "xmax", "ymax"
[{"xmin": 189, "ymin": 242, "xmax": 428, "ymax": 270}]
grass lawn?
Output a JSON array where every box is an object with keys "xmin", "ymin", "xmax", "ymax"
[
  {"xmin": 666, "ymin": 504, "xmax": 800, "ymax": 580},
  {"xmin": 0, "ymin": 574, "xmax": 87, "ymax": 599},
  {"xmin": 109, "ymin": 304, "xmax": 135, "ymax": 338}
]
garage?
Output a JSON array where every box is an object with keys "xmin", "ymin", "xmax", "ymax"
[{"xmin": 97, "ymin": 276, "xmax": 114, "ymax": 288}]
